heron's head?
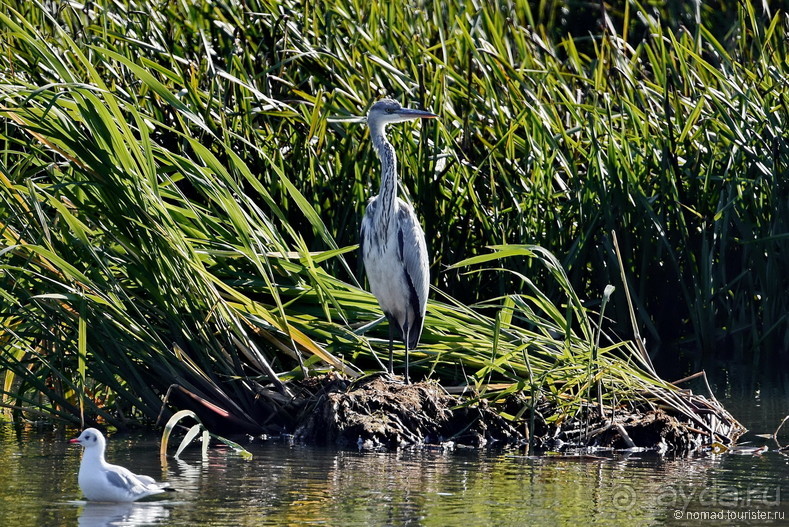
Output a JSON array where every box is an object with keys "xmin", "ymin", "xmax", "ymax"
[{"xmin": 366, "ymin": 98, "xmax": 437, "ymax": 134}]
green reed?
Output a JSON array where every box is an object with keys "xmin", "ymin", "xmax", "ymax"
[{"xmin": 0, "ymin": 0, "xmax": 784, "ymax": 428}]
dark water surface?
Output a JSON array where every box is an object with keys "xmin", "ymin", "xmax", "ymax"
[{"xmin": 0, "ymin": 394, "xmax": 786, "ymax": 526}]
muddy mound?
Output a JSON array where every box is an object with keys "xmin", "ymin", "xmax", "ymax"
[
  {"xmin": 294, "ymin": 375, "xmax": 521, "ymax": 449},
  {"xmin": 534, "ymin": 407, "xmax": 699, "ymax": 452},
  {"xmin": 166, "ymin": 372, "xmax": 743, "ymax": 454}
]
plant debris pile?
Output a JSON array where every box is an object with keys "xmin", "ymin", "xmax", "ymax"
[
  {"xmin": 294, "ymin": 375, "xmax": 521, "ymax": 449},
  {"xmin": 289, "ymin": 375, "xmax": 745, "ymax": 454},
  {"xmin": 517, "ymin": 391, "xmax": 745, "ymax": 454}
]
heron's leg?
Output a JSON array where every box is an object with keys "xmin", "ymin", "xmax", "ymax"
[
  {"xmin": 405, "ymin": 346, "xmax": 410, "ymax": 384},
  {"xmin": 403, "ymin": 322, "xmax": 411, "ymax": 384},
  {"xmin": 388, "ymin": 322, "xmax": 395, "ymax": 375}
]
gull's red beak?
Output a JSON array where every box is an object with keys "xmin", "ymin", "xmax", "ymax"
[{"xmin": 69, "ymin": 438, "xmax": 80, "ymax": 444}]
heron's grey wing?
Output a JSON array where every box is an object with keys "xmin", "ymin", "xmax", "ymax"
[
  {"xmin": 359, "ymin": 197, "xmax": 378, "ymax": 272},
  {"xmin": 396, "ymin": 201, "xmax": 429, "ymax": 349}
]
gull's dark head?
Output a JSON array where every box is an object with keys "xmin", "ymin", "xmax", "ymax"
[{"xmin": 69, "ymin": 427, "xmax": 106, "ymax": 450}]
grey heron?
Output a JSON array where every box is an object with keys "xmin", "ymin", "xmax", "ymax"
[{"xmin": 360, "ymin": 98, "xmax": 436, "ymax": 384}]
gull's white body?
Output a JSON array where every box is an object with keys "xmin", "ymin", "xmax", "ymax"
[{"xmin": 70, "ymin": 428, "xmax": 170, "ymax": 502}]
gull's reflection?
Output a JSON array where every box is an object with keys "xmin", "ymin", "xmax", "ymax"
[{"xmin": 77, "ymin": 501, "xmax": 169, "ymax": 527}]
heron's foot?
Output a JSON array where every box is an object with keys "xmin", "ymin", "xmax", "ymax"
[
  {"xmin": 383, "ymin": 370, "xmax": 406, "ymax": 385},
  {"xmin": 349, "ymin": 370, "xmax": 403, "ymax": 390}
]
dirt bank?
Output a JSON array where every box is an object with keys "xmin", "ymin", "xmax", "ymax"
[{"xmin": 288, "ymin": 374, "xmax": 745, "ymax": 453}]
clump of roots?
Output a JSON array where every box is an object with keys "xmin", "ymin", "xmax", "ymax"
[
  {"xmin": 294, "ymin": 374, "xmax": 520, "ymax": 449},
  {"xmin": 291, "ymin": 374, "xmax": 745, "ymax": 454}
]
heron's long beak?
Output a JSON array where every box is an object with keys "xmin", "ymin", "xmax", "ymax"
[{"xmin": 396, "ymin": 108, "xmax": 438, "ymax": 119}]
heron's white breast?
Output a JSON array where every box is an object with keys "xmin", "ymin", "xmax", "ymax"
[{"xmin": 363, "ymin": 228, "xmax": 410, "ymax": 319}]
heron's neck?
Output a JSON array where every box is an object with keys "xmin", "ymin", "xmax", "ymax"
[{"xmin": 372, "ymin": 129, "xmax": 398, "ymax": 228}]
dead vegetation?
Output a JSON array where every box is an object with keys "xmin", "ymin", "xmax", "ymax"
[{"xmin": 287, "ymin": 375, "xmax": 745, "ymax": 454}]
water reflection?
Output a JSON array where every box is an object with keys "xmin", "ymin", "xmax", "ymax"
[
  {"xmin": 0, "ymin": 418, "xmax": 787, "ymax": 526},
  {"xmin": 77, "ymin": 501, "xmax": 169, "ymax": 527},
  {"xmin": 160, "ymin": 443, "xmax": 789, "ymax": 526}
]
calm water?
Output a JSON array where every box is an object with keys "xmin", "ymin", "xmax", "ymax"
[{"xmin": 0, "ymin": 394, "xmax": 786, "ymax": 527}]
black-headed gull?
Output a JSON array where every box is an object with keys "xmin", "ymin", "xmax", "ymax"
[{"xmin": 70, "ymin": 428, "xmax": 173, "ymax": 502}]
